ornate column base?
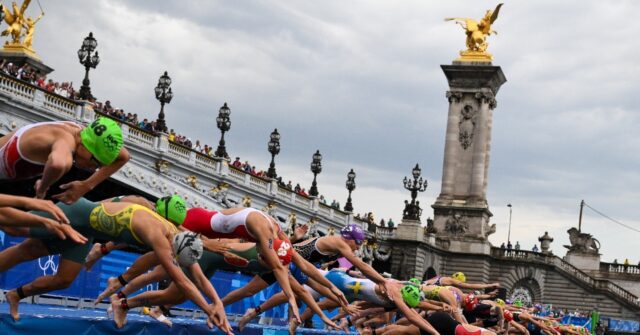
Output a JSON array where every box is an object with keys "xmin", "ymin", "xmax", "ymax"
[
  {"xmin": 395, "ymin": 219, "xmax": 423, "ymax": 242},
  {"xmin": 432, "ymin": 203, "xmax": 494, "ymax": 254},
  {"xmin": 564, "ymin": 250, "xmax": 601, "ymax": 271}
]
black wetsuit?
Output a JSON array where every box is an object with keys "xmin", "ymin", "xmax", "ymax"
[
  {"xmin": 464, "ymin": 303, "xmax": 498, "ymax": 327},
  {"xmin": 259, "ymin": 237, "xmax": 339, "ymax": 284},
  {"xmin": 422, "ymin": 312, "xmax": 460, "ymax": 335}
]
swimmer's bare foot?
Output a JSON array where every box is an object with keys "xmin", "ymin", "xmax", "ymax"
[
  {"xmin": 84, "ymin": 243, "xmax": 103, "ymax": 271},
  {"xmin": 289, "ymin": 316, "xmax": 299, "ymax": 335},
  {"xmin": 333, "ymin": 318, "xmax": 349, "ymax": 332},
  {"xmin": 111, "ymin": 298, "xmax": 128, "ymax": 329},
  {"xmin": 238, "ymin": 307, "xmax": 257, "ymax": 332},
  {"xmin": 148, "ymin": 306, "xmax": 173, "ymax": 328},
  {"xmin": 6, "ymin": 290, "xmax": 21, "ymax": 321},
  {"xmin": 94, "ymin": 277, "xmax": 122, "ymax": 305}
]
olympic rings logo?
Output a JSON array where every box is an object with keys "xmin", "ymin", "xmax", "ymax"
[{"xmin": 38, "ymin": 255, "xmax": 58, "ymax": 276}]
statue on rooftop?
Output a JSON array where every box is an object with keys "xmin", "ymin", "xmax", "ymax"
[
  {"xmin": 445, "ymin": 3, "xmax": 503, "ymax": 61},
  {"xmin": 565, "ymin": 227, "xmax": 600, "ymax": 254}
]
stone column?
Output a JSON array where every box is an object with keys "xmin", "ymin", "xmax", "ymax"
[
  {"xmin": 439, "ymin": 91, "xmax": 463, "ymax": 199},
  {"xmin": 469, "ymin": 92, "xmax": 495, "ymax": 203},
  {"xmin": 431, "ymin": 62, "xmax": 506, "ymax": 253}
]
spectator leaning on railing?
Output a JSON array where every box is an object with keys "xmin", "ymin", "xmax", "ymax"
[{"xmin": 0, "ymin": 59, "xmax": 76, "ymax": 99}]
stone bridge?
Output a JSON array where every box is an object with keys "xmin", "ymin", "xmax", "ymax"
[{"xmin": 388, "ymin": 228, "xmax": 640, "ymax": 319}]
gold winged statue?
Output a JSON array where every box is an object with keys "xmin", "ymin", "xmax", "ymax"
[
  {"xmin": 2, "ymin": 0, "xmax": 44, "ymax": 53},
  {"xmin": 445, "ymin": 3, "xmax": 503, "ymax": 61}
]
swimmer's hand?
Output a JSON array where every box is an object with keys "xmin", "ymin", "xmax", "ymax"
[
  {"xmin": 58, "ymin": 223, "xmax": 88, "ymax": 244},
  {"xmin": 381, "ymin": 280, "xmax": 393, "ymax": 302},
  {"xmin": 52, "ymin": 180, "xmax": 91, "ymax": 204},
  {"xmin": 208, "ymin": 302, "xmax": 233, "ymax": 335},
  {"xmin": 202, "ymin": 238, "xmax": 248, "ymax": 265},
  {"xmin": 201, "ymin": 238, "xmax": 231, "ymax": 254},
  {"xmin": 343, "ymin": 303, "xmax": 360, "ymax": 316},
  {"xmin": 292, "ymin": 224, "xmax": 309, "ymax": 242},
  {"xmin": 18, "ymin": 197, "xmax": 70, "ymax": 224}
]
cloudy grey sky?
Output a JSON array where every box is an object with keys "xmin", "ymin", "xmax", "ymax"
[{"xmin": 27, "ymin": 0, "xmax": 640, "ymax": 261}]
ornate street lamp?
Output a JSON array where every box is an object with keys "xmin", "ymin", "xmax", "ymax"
[
  {"xmin": 402, "ymin": 163, "xmax": 428, "ymax": 221},
  {"xmin": 215, "ymin": 102, "xmax": 231, "ymax": 158},
  {"xmin": 344, "ymin": 169, "xmax": 356, "ymax": 212},
  {"xmin": 266, "ymin": 128, "xmax": 281, "ymax": 179},
  {"xmin": 309, "ymin": 150, "xmax": 322, "ymax": 197},
  {"xmin": 154, "ymin": 71, "xmax": 173, "ymax": 133},
  {"xmin": 77, "ymin": 32, "xmax": 99, "ymax": 100}
]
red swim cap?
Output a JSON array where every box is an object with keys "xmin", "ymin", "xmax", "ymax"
[
  {"xmin": 464, "ymin": 294, "xmax": 478, "ymax": 311},
  {"xmin": 273, "ymin": 239, "xmax": 293, "ymax": 265},
  {"xmin": 504, "ymin": 310, "xmax": 514, "ymax": 322}
]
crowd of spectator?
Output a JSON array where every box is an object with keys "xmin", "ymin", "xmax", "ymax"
[
  {"xmin": 229, "ymin": 156, "xmax": 269, "ymax": 178},
  {"xmin": 0, "ymin": 60, "xmax": 76, "ymax": 98}
]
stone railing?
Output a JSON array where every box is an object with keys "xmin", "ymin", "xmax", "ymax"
[
  {"xmin": 490, "ymin": 247, "xmax": 640, "ymax": 309},
  {"xmin": 0, "ymin": 72, "xmax": 78, "ymax": 118},
  {"xmin": 0, "ymin": 72, "xmax": 37, "ymax": 103},
  {"xmin": 600, "ymin": 262, "xmax": 640, "ymax": 275},
  {"xmin": 376, "ymin": 226, "xmax": 397, "ymax": 239}
]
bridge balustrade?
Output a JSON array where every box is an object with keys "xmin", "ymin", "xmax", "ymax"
[
  {"xmin": 490, "ymin": 247, "xmax": 640, "ymax": 308},
  {"xmin": 600, "ymin": 262, "xmax": 640, "ymax": 275}
]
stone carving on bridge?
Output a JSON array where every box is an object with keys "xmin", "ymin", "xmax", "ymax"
[
  {"xmin": 361, "ymin": 240, "xmax": 390, "ymax": 265},
  {"xmin": 485, "ymin": 222, "xmax": 496, "ymax": 236},
  {"xmin": 327, "ymin": 227, "xmax": 335, "ymax": 236},
  {"xmin": 458, "ymin": 105, "xmax": 476, "ymax": 150},
  {"xmin": 261, "ymin": 202, "xmax": 277, "ymax": 218},
  {"xmin": 241, "ymin": 195, "xmax": 252, "ymax": 208},
  {"xmin": 0, "ymin": 114, "xmax": 20, "ymax": 132},
  {"xmin": 154, "ymin": 159, "xmax": 170, "ymax": 174},
  {"xmin": 362, "ymin": 240, "xmax": 375, "ymax": 265},
  {"xmin": 208, "ymin": 183, "xmax": 232, "ymax": 208},
  {"xmin": 185, "ymin": 175, "xmax": 198, "ymax": 189},
  {"xmin": 564, "ymin": 227, "xmax": 600, "ymax": 254},
  {"xmin": 285, "ymin": 212, "xmax": 297, "ymax": 236},
  {"xmin": 444, "ymin": 212, "xmax": 469, "ymax": 236}
]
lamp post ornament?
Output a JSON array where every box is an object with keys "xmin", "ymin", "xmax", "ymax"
[
  {"xmin": 309, "ymin": 150, "xmax": 322, "ymax": 197},
  {"xmin": 77, "ymin": 32, "xmax": 100, "ymax": 100},
  {"xmin": 402, "ymin": 163, "xmax": 428, "ymax": 221},
  {"xmin": 215, "ymin": 102, "xmax": 231, "ymax": 158},
  {"xmin": 154, "ymin": 71, "xmax": 173, "ymax": 133},
  {"xmin": 266, "ymin": 128, "xmax": 280, "ymax": 179},
  {"xmin": 445, "ymin": 3, "xmax": 503, "ymax": 62},
  {"xmin": 344, "ymin": 169, "xmax": 356, "ymax": 212}
]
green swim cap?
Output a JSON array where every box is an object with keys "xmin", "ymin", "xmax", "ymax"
[
  {"xmin": 80, "ymin": 117, "xmax": 123, "ymax": 165},
  {"xmin": 409, "ymin": 278, "xmax": 421, "ymax": 287},
  {"xmin": 401, "ymin": 284, "xmax": 421, "ymax": 308},
  {"xmin": 513, "ymin": 299, "xmax": 523, "ymax": 308},
  {"xmin": 156, "ymin": 195, "xmax": 187, "ymax": 226}
]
